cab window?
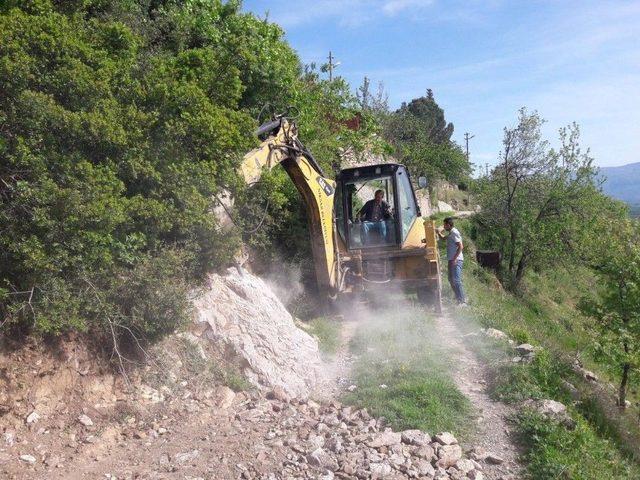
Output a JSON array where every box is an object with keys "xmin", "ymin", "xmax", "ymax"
[
  {"xmin": 344, "ymin": 176, "xmax": 397, "ymax": 248},
  {"xmin": 397, "ymin": 169, "xmax": 418, "ymax": 240}
]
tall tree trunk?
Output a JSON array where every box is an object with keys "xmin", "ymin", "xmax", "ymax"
[
  {"xmin": 508, "ymin": 229, "xmax": 516, "ymax": 277},
  {"xmin": 512, "ymin": 250, "xmax": 529, "ymax": 292},
  {"xmin": 619, "ymin": 362, "xmax": 630, "ymax": 408},
  {"xmin": 619, "ymin": 341, "xmax": 630, "ymax": 408}
]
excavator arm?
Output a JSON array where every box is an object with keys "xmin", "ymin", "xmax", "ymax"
[{"xmin": 239, "ymin": 118, "xmax": 338, "ymax": 296}]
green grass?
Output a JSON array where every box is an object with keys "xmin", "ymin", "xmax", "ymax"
[
  {"xmin": 342, "ymin": 305, "xmax": 473, "ymax": 437},
  {"xmin": 306, "ymin": 316, "xmax": 342, "ymax": 355},
  {"xmin": 517, "ymin": 411, "xmax": 639, "ymax": 480},
  {"xmin": 450, "ymin": 217, "xmax": 640, "ymax": 478},
  {"xmin": 491, "ymin": 351, "xmax": 576, "ymax": 403}
]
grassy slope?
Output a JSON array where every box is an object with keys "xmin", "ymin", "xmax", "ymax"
[
  {"xmin": 304, "ymin": 214, "xmax": 639, "ymax": 478},
  {"xmin": 452, "ymin": 217, "xmax": 640, "ymax": 479}
]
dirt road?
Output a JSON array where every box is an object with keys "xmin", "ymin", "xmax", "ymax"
[
  {"xmin": 2, "ymin": 309, "xmax": 524, "ymax": 480},
  {"xmin": 432, "ymin": 310, "xmax": 524, "ymax": 480}
]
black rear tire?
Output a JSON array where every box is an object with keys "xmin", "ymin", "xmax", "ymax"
[{"xmin": 417, "ymin": 286, "xmax": 442, "ymax": 313}]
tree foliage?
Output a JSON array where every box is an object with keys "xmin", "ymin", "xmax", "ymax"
[
  {"xmin": 0, "ymin": 0, "xmax": 370, "ymax": 340},
  {"xmin": 395, "ymin": 89, "xmax": 454, "ymax": 144},
  {"xmin": 356, "ymin": 76, "xmax": 389, "ymax": 114},
  {"xmin": 579, "ymin": 218, "xmax": 640, "ymax": 407},
  {"xmin": 382, "ymin": 89, "xmax": 470, "ymax": 183},
  {"xmin": 472, "ymin": 109, "xmax": 608, "ymax": 291}
]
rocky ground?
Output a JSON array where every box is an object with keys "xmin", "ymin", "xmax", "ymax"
[
  {"xmin": 1, "ymin": 268, "xmax": 530, "ymax": 479},
  {"xmin": 0, "ymin": 317, "xmax": 520, "ymax": 480},
  {"xmin": 2, "ymin": 379, "xmax": 504, "ymax": 480}
]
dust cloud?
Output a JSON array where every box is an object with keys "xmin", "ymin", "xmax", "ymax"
[
  {"xmin": 325, "ymin": 287, "xmax": 525, "ymax": 478},
  {"xmin": 264, "ymin": 256, "xmax": 305, "ymax": 308},
  {"xmin": 327, "ymin": 283, "xmax": 503, "ymax": 394}
]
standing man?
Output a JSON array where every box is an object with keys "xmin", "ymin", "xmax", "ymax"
[{"xmin": 438, "ymin": 217, "xmax": 466, "ymax": 305}]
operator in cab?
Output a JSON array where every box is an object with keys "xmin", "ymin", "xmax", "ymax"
[{"xmin": 358, "ymin": 189, "xmax": 392, "ymax": 245}]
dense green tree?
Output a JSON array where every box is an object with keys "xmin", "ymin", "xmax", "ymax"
[
  {"xmin": 382, "ymin": 90, "xmax": 470, "ymax": 183},
  {"xmin": 394, "ymin": 89, "xmax": 454, "ymax": 145},
  {"xmin": 472, "ymin": 109, "xmax": 605, "ymax": 291},
  {"xmin": 579, "ymin": 217, "xmax": 640, "ymax": 408},
  {"xmin": 0, "ymin": 0, "xmax": 372, "ymax": 341}
]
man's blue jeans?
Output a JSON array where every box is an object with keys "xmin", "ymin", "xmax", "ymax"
[
  {"xmin": 448, "ymin": 259, "xmax": 465, "ymax": 303},
  {"xmin": 362, "ymin": 221, "xmax": 387, "ymax": 245}
]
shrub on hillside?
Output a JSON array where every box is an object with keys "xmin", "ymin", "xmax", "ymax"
[{"xmin": 0, "ymin": 0, "xmax": 378, "ymax": 343}]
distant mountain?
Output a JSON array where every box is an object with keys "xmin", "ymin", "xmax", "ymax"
[{"xmin": 599, "ymin": 162, "xmax": 640, "ymax": 206}]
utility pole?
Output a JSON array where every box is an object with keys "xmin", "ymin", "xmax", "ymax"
[
  {"xmin": 485, "ymin": 163, "xmax": 489, "ymax": 176},
  {"xmin": 327, "ymin": 51, "xmax": 339, "ymax": 81},
  {"xmin": 464, "ymin": 132, "xmax": 475, "ymax": 161}
]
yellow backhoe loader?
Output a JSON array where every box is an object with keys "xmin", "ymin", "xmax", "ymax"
[{"xmin": 239, "ymin": 113, "xmax": 442, "ymax": 311}]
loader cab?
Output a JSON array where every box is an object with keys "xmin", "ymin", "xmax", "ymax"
[{"xmin": 335, "ymin": 164, "xmax": 421, "ymax": 251}]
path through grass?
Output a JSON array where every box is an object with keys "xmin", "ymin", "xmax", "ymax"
[{"xmin": 342, "ymin": 303, "xmax": 473, "ymax": 437}]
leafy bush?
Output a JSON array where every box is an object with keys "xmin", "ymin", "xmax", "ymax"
[{"xmin": 0, "ymin": 0, "xmax": 380, "ymax": 346}]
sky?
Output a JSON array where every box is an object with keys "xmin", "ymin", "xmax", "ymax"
[{"xmin": 242, "ymin": 0, "xmax": 640, "ymax": 173}]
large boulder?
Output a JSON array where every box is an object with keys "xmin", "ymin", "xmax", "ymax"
[
  {"xmin": 524, "ymin": 399, "xmax": 576, "ymax": 429},
  {"xmin": 437, "ymin": 200, "xmax": 454, "ymax": 213},
  {"xmin": 192, "ymin": 267, "xmax": 323, "ymax": 398}
]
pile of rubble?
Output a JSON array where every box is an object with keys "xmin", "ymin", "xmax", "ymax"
[
  {"xmin": 4, "ymin": 383, "xmax": 504, "ymax": 479},
  {"xmin": 192, "ymin": 267, "xmax": 324, "ymax": 398},
  {"xmin": 252, "ymin": 389, "xmax": 498, "ymax": 480}
]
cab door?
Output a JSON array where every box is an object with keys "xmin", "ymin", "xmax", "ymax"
[{"xmin": 396, "ymin": 167, "xmax": 419, "ymax": 242}]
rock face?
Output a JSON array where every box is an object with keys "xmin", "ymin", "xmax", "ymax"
[
  {"xmin": 211, "ymin": 189, "xmax": 235, "ymax": 231},
  {"xmin": 192, "ymin": 267, "xmax": 323, "ymax": 399},
  {"xmin": 437, "ymin": 200, "xmax": 454, "ymax": 213}
]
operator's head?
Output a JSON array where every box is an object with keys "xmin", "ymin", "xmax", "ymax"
[
  {"xmin": 443, "ymin": 217, "xmax": 454, "ymax": 231},
  {"xmin": 374, "ymin": 189, "xmax": 384, "ymax": 203}
]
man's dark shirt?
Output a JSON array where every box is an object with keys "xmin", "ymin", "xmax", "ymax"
[{"xmin": 359, "ymin": 200, "xmax": 391, "ymax": 222}]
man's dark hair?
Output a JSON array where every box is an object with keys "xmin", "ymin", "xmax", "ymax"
[
  {"xmin": 444, "ymin": 217, "xmax": 454, "ymax": 226},
  {"xmin": 375, "ymin": 189, "xmax": 384, "ymax": 196}
]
